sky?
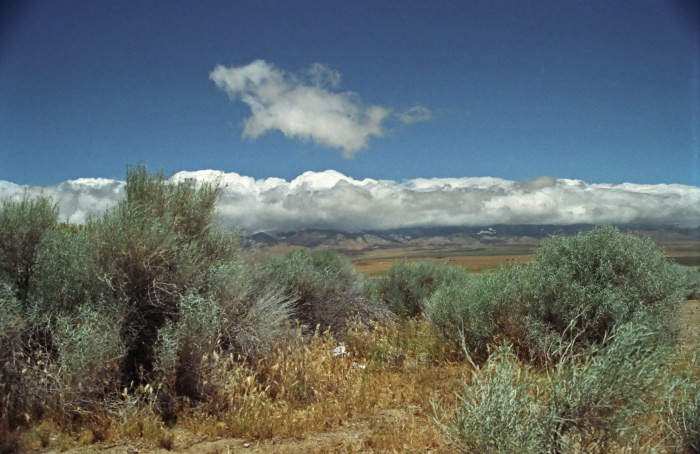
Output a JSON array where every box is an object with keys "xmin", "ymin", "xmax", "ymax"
[{"xmin": 1, "ymin": 0, "xmax": 699, "ymax": 231}]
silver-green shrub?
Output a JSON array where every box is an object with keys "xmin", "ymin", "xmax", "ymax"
[
  {"xmin": 0, "ymin": 165, "xmax": 304, "ymax": 426},
  {"xmin": 433, "ymin": 343, "xmax": 547, "ymax": 453},
  {"xmin": 87, "ymin": 164, "xmax": 242, "ymax": 391},
  {"xmin": 542, "ymin": 321, "xmax": 676, "ymax": 452},
  {"xmin": 0, "ymin": 195, "xmax": 58, "ymax": 303},
  {"xmin": 424, "ymin": 275, "xmax": 496, "ymax": 361},
  {"xmin": 0, "ymin": 283, "xmax": 24, "ymax": 344},
  {"xmin": 203, "ymin": 257, "xmax": 294, "ymax": 359},
  {"xmin": 424, "ymin": 266, "xmax": 527, "ymax": 362},
  {"xmin": 255, "ymin": 249, "xmax": 391, "ymax": 331},
  {"xmin": 521, "ymin": 226, "xmax": 686, "ymax": 358},
  {"xmin": 31, "ymin": 224, "xmax": 102, "ymax": 314},
  {"xmin": 659, "ymin": 353, "xmax": 700, "ymax": 453},
  {"xmin": 674, "ymin": 263, "xmax": 700, "ymax": 299},
  {"xmin": 222, "ymin": 285, "xmax": 294, "ymax": 360},
  {"xmin": 435, "ymin": 321, "xmax": 689, "ymax": 453},
  {"xmin": 376, "ymin": 260, "xmax": 469, "ymax": 317},
  {"xmin": 0, "ymin": 284, "xmax": 28, "ymax": 428},
  {"xmin": 51, "ymin": 304, "xmax": 126, "ymax": 417},
  {"xmin": 153, "ymin": 291, "xmax": 225, "ymax": 406}
]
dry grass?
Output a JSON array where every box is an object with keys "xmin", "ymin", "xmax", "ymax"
[
  {"xmin": 10, "ymin": 308, "xmax": 699, "ymax": 453},
  {"xmin": 12, "ymin": 319, "xmax": 467, "ymax": 452},
  {"xmin": 353, "ymin": 252, "xmax": 534, "ymax": 276}
]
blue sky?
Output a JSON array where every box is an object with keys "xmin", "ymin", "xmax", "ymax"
[{"xmin": 1, "ymin": 0, "xmax": 699, "ymax": 188}]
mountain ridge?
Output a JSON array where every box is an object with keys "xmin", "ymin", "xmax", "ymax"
[{"xmin": 244, "ymin": 224, "xmax": 700, "ymax": 257}]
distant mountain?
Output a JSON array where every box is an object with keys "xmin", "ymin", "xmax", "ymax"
[{"xmin": 244, "ymin": 224, "xmax": 700, "ymax": 256}]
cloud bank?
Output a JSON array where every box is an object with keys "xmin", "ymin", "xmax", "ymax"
[
  {"xmin": 2, "ymin": 171, "xmax": 699, "ymax": 232},
  {"xmin": 210, "ymin": 60, "xmax": 430, "ymax": 157}
]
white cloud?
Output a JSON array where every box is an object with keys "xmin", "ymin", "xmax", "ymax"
[
  {"xmin": 0, "ymin": 179, "xmax": 124, "ymax": 224},
  {"xmin": 2, "ymin": 172, "xmax": 699, "ymax": 232},
  {"xmin": 396, "ymin": 105, "xmax": 432, "ymax": 124},
  {"xmin": 210, "ymin": 60, "xmax": 430, "ymax": 157},
  {"xmin": 176, "ymin": 171, "xmax": 700, "ymax": 232}
]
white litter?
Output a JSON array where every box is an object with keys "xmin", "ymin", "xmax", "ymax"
[
  {"xmin": 332, "ymin": 344, "xmax": 366, "ymax": 370},
  {"xmin": 332, "ymin": 344, "xmax": 347, "ymax": 357}
]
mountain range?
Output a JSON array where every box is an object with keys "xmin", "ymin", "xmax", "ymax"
[{"xmin": 244, "ymin": 224, "xmax": 700, "ymax": 257}]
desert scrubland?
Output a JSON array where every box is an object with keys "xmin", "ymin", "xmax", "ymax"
[{"xmin": 2, "ymin": 166, "xmax": 700, "ymax": 453}]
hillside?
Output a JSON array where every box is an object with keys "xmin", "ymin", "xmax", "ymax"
[{"xmin": 244, "ymin": 225, "xmax": 700, "ymax": 271}]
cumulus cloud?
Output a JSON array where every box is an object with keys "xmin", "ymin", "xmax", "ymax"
[
  {"xmin": 0, "ymin": 179, "xmax": 124, "ymax": 224},
  {"xmin": 1, "ymin": 171, "xmax": 698, "ymax": 232},
  {"xmin": 210, "ymin": 60, "xmax": 430, "ymax": 157}
]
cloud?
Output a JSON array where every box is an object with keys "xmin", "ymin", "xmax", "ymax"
[
  {"xmin": 210, "ymin": 60, "xmax": 430, "ymax": 157},
  {"xmin": 396, "ymin": 105, "xmax": 432, "ymax": 124},
  {"xmin": 0, "ymin": 179, "xmax": 124, "ymax": 224},
  {"xmin": 2, "ymin": 171, "xmax": 698, "ymax": 232}
]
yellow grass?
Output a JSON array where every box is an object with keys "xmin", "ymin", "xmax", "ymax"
[
  {"xmin": 353, "ymin": 253, "xmax": 534, "ymax": 276},
  {"xmin": 12, "ymin": 306, "xmax": 700, "ymax": 453},
  {"xmin": 16, "ymin": 319, "xmax": 470, "ymax": 453}
]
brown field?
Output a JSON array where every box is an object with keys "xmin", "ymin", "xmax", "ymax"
[
  {"xmin": 657, "ymin": 241, "xmax": 700, "ymax": 267},
  {"xmin": 351, "ymin": 245, "xmax": 537, "ymax": 276},
  {"xmin": 353, "ymin": 252, "xmax": 535, "ymax": 276},
  {"xmin": 351, "ymin": 238, "xmax": 700, "ymax": 276}
]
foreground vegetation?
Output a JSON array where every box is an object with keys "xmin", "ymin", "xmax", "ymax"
[{"xmin": 1, "ymin": 165, "xmax": 699, "ymax": 453}]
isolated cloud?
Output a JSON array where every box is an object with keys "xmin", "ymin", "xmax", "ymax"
[
  {"xmin": 396, "ymin": 105, "xmax": 432, "ymax": 124},
  {"xmin": 210, "ymin": 60, "xmax": 429, "ymax": 157},
  {"xmin": 2, "ymin": 172, "xmax": 698, "ymax": 232}
]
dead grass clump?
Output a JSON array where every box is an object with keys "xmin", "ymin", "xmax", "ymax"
[
  {"xmin": 8, "ymin": 317, "xmax": 464, "ymax": 452},
  {"xmin": 173, "ymin": 318, "xmax": 461, "ymax": 450},
  {"xmin": 345, "ymin": 317, "xmax": 460, "ymax": 370}
]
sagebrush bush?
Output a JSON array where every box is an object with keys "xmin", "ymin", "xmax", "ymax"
[
  {"xmin": 435, "ymin": 321, "xmax": 690, "ymax": 453},
  {"xmin": 0, "ymin": 283, "xmax": 24, "ymax": 345},
  {"xmin": 424, "ymin": 275, "xmax": 496, "ymax": 362},
  {"xmin": 424, "ymin": 226, "xmax": 686, "ymax": 364},
  {"xmin": 30, "ymin": 224, "xmax": 102, "ymax": 315},
  {"xmin": 0, "ymin": 283, "xmax": 27, "ymax": 430},
  {"xmin": 88, "ymin": 164, "xmax": 242, "ymax": 389},
  {"xmin": 0, "ymin": 195, "xmax": 58, "ymax": 303},
  {"xmin": 424, "ymin": 266, "xmax": 528, "ymax": 362},
  {"xmin": 0, "ymin": 165, "xmax": 286, "ymax": 427},
  {"xmin": 521, "ymin": 226, "xmax": 686, "ymax": 358},
  {"xmin": 542, "ymin": 320, "xmax": 677, "ymax": 452},
  {"xmin": 664, "ymin": 370, "xmax": 700, "ymax": 452},
  {"xmin": 255, "ymin": 249, "xmax": 391, "ymax": 331},
  {"xmin": 221, "ymin": 285, "xmax": 295, "ymax": 360},
  {"xmin": 153, "ymin": 291, "xmax": 225, "ymax": 408},
  {"xmin": 675, "ymin": 263, "xmax": 700, "ymax": 299},
  {"xmin": 51, "ymin": 304, "xmax": 126, "ymax": 418},
  {"xmin": 433, "ymin": 343, "xmax": 545, "ymax": 453},
  {"xmin": 376, "ymin": 260, "xmax": 469, "ymax": 317}
]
